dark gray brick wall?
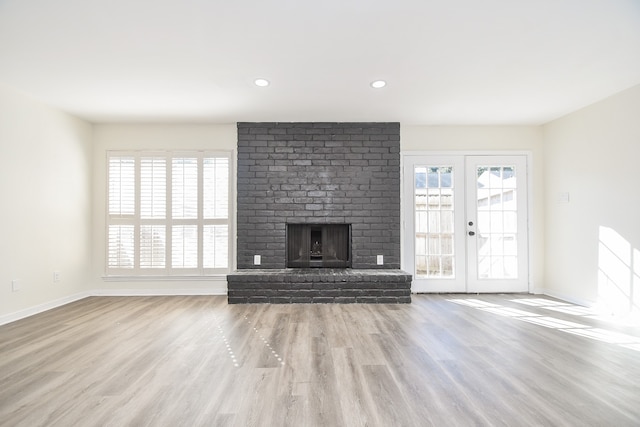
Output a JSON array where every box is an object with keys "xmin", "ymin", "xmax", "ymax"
[{"xmin": 236, "ymin": 122, "xmax": 401, "ymax": 269}]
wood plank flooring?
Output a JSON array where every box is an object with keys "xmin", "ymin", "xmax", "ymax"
[{"xmin": 1, "ymin": 294, "xmax": 639, "ymax": 426}]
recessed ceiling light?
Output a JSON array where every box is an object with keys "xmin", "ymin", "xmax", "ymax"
[
  {"xmin": 254, "ymin": 78, "xmax": 270, "ymax": 87},
  {"xmin": 370, "ymin": 80, "xmax": 386, "ymax": 89}
]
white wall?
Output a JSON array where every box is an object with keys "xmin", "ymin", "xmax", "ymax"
[
  {"xmin": 400, "ymin": 126, "xmax": 545, "ymax": 292},
  {"xmin": 543, "ymin": 84, "xmax": 640, "ymax": 314},
  {"xmin": 91, "ymin": 124, "xmax": 237, "ymax": 295},
  {"xmin": 0, "ymin": 85, "xmax": 93, "ymax": 324}
]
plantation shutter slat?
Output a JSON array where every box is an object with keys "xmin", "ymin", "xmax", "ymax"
[
  {"xmin": 202, "ymin": 157, "xmax": 229, "ymax": 269},
  {"xmin": 108, "ymin": 225, "xmax": 134, "ymax": 268},
  {"xmin": 108, "ymin": 157, "xmax": 135, "ymax": 216},
  {"xmin": 172, "ymin": 225, "xmax": 198, "ymax": 268},
  {"xmin": 171, "ymin": 157, "xmax": 199, "ymax": 270},
  {"xmin": 172, "ymin": 158, "xmax": 198, "ymax": 219},
  {"xmin": 140, "ymin": 225, "xmax": 166, "ymax": 269},
  {"xmin": 203, "ymin": 224, "xmax": 228, "ymax": 269},
  {"xmin": 140, "ymin": 157, "xmax": 166, "ymax": 219},
  {"xmin": 204, "ymin": 157, "xmax": 229, "ymax": 219}
]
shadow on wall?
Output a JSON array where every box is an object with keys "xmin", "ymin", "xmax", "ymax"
[{"xmin": 598, "ymin": 226, "xmax": 640, "ymax": 318}]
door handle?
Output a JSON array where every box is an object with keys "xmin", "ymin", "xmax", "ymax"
[{"xmin": 468, "ymin": 231, "xmax": 475, "ymax": 236}]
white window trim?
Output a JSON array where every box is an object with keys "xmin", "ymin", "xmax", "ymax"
[{"xmin": 105, "ymin": 150, "xmax": 233, "ymax": 278}]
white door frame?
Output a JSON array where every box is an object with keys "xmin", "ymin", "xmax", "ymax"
[{"xmin": 401, "ymin": 151, "xmax": 534, "ymax": 293}]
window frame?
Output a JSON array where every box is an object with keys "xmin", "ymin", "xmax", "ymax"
[{"xmin": 105, "ymin": 150, "xmax": 233, "ymax": 277}]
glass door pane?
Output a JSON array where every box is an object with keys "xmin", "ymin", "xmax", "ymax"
[
  {"xmin": 475, "ymin": 165, "xmax": 518, "ymax": 279},
  {"xmin": 404, "ymin": 156, "xmax": 466, "ymax": 293},
  {"xmin": 466, "ymin": 156, "xmax": 528, "ymax": 292},
  {"xmin": 415, "ymin": 166, "xmax": 455, "ymax": 278}
]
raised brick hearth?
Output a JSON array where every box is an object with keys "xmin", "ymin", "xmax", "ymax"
[
  {"xmin": 228, "ymin": 269, "xmax": 411, "ymax": 304},
  {"xmin": 228, "ymin": 122, "xmax": 412, "ymax": 303}
]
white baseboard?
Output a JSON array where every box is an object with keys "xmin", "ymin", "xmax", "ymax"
[
  {"xmin": 538, "ymin": 288, "xmax": 596, "ymax": 308},
  {"xmin": 0, "ymin": 291, "xmax": 92, "ymax": 326},
  {"xmin": 91, "ymin": 288, "xmax": 227, "ymax": 296}
]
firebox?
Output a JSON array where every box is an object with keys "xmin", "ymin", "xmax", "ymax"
[{"xmin": 286, "ymin": 224, "xmax": 351, "ymax": 268}]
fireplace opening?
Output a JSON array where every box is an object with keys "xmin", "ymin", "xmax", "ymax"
[{"xmin": 287, "ymin": 224, "xmax": 351, "ymax": 268}]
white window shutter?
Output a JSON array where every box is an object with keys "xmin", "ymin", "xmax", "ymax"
[
  {"xmin": 108, "ymin": 225, "xmax": 135, "ymax": 268},
  {"xmin": 106, "ymin": 151, "xmax": 230, "ymax": 276},
  {"xmin": 140, "ymin": 225, "xmax": 166, "ymax": 268},
  {"xmin": 204, "ymin": 157, "xmax": 229, "ymax": 219},
  {"xmin": 108, "ymin": 157, "xmax": 135, "ymax": 216},
  {"xmin": 203, "ymin": 224, "xmax": 228, "ymax": 268},
  {"xmin": 140, "ymin": 157, "xmax": 166, "ymax": 219},
  {"xmin": 172, "ymin": 225, "xmax": 198, "ymax": 268},
  {"xmin": 172, "ymin": 158, "xmax": 198, "ymax": 219}
]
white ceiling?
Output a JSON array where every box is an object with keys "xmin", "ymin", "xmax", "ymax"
[{"xmin": 1, "ymin": 0, "xmax": 639, "ymax": 125}]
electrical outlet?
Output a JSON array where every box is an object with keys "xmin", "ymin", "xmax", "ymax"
[
  {"xmin": 53, "ymin": 271, "xmax": 60, "ymax": 283},
  {"xmin": 11, "ymin": 279, "xmax": 21, "ymax": 292},
  {"xmin": 254, "ymin": 255, "xmax": 261, "ymax": 265},
  {"xmin": 377, "ymin": 255, "xmax": 384, "ymax": 265}
]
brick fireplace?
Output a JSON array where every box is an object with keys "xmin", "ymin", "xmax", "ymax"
[{"xmin": 227, "ymin": 122, "xmax": 411, "ymax": 303}]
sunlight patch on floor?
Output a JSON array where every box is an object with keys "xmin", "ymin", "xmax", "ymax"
[
  {"xmin": 480, "ymin": 307, "xmax": 539, "ymax": 317},
  {"xmin": 518, "ymin": 316, "xmax": 589, "ymax": 329},
  {"xmin": 447, "ymin": 297, "xmax": 640, "ymax": 352},
  {"xmin": 514, "ymin": 297, "xmax": 640, "ymax": 327}
]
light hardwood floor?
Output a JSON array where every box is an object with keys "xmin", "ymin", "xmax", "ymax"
[{"xmin": 1, "ymin": 295, "xmax": 639, "ymax": 426}]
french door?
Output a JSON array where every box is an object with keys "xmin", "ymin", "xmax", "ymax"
[{"xmin": 403, "ymin": 155, "xmax": 529, "ymax": 293}]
